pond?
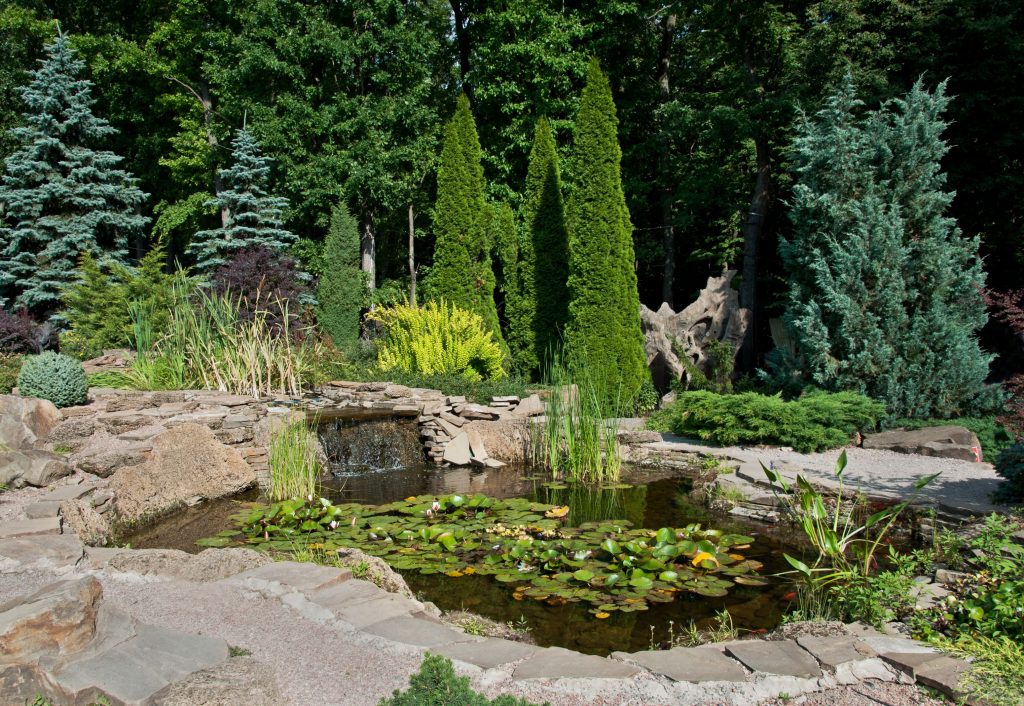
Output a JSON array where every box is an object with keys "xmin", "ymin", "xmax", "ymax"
[{"xmin": 127, "ymin": 460, "xmax": 808, "ymax": 656}]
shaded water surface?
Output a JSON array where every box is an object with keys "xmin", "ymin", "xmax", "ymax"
[{"xmin": 127, "ymin": 464, "xmax": 802, "ymax": 655}]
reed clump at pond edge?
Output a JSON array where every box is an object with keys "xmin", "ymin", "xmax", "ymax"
[
  {"xmin": 268, "ymin": 416, "xmax": 322, "ymax": 501},
  {"xmin": 535, "ymin": 356, "xmax": 622, "ymax": 484}
]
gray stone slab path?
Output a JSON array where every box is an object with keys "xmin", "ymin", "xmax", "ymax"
[
  {"xmin": 725, "ymin": 639, "xmax": 823, "ymax": 678},
  {"xmin": 436, "ymin": 637, "xmax": 540, "ymax": 669},
  {"xmin": 514, "ymin": 646, "xmax": 643, "ymax": 680},
  {"xmin": 613, "ymin": 646, "xmax": 748, "ymax": 682},
  {"xmin": 642, "ymin": 435, "xmax": 1006, "ymax": 516}
]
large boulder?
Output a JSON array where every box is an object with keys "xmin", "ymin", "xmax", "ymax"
[
  {"xmin": 0, "ymin": 394, "xmax": 61, "ymax": 450},
  {"xmin": 111, "ymin": 423, "xmax": 256, "ymax": 524},
  {"xmin": 862, "ymin": 425, "xmax": 983, "ymax": 462},
  {"xmin": 0, "ymin": 449, "xmax": 71, "ymax": 489},
  {"xmin": 0, "ymin": 576, "xmax": 102, "ymax": 662},
  {"xmin": 640, "ymin": 271, "xmax": 750, "ymax": 393}
]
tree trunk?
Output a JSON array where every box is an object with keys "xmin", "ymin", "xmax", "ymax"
[
  {"xmin": 199, "ymin": 83, "xmax": 230, "ymax": 229},
  {"xmin": 658, "ymin": 13, "xmax": 677, "ymax": 308},
  {"xmin": 361, "ymin": 218, "xmax": 376, "ymax": 310},
  {"xmin": 739, "ymin": 134, "xmax": 770, "ymax": 370},
  {"xmin": 408, "ymin": 203, "xmax": 417, "ymax": 305},
  {"xmin": 450, "ymin": 1, "xmax": 472, "ymax": 98}
]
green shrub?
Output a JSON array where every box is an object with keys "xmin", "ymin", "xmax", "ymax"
[
  {"xmin": 0, "ymin": 354, "xmax": 21, "ymax": 393},
  {"xmin": 61, "ymin": 247, "xmax": 178, "ymax": 360},
  {"xmin": 887, "ymin": 416, "xmax": 1013, "ymax": 462},
  {"xmin": 368, "ymin": 300, "xmax": 505, "ymax": 382},
  {"xmin": 17, "ymin": 352, "xmax": 88, "ymax": 407},
  {"xmin": 651, "ymin": 390, "xmax": 884, "ymax": 452},
  {"xmin": 316, "ymin": 203, "xmax": 365, "ymax": 348},
  {"xmin": 995, "ymin": 444, "xmax": 1024, "ymax": 502},
  {"xmin": 379, "ymin": 653, "xmax": 543, "ymax": 706}
]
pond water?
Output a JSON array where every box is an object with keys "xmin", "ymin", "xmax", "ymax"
[{"xmin": 127, "ymin": 458, "xmax": 809, "ymax": 655}]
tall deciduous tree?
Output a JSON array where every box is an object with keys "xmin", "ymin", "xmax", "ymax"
[
  {"xmin": 317, "ymin": 203, "xmax": 365, "ymax": 349},
  {"xmin": 189, "ymin": 126, "xmax": 295, "ymax": 273},
  {"xmin": 774, "ymin": 77, "xmax": 993, "ymax": 418},
  {"xmin": 423, "ymin": 95, "xmax": 503, "ymax": 342},
  {"xmin": 565, "ymin": 60, "xmax": 647, "ymax": 408},
  {"xmin": 0, "ymin": 33, "xmax": 148, "ymax": 317}
]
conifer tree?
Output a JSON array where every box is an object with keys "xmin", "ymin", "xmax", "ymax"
[
  {"xmin": 523, "ymin": 117, "xmax": 569, "ymax": 374},
  {"xmin": 564, "ymin": 60, "xmax": 648, "ymax": 408},
  {"xmin": 0, "ymin": 33, "xmax": 148, "ymax": 317},
  {"xmin": 317, "ymin": 203, "xmax": 365, "ymax": 348},
  {"xmin": 189, "ymin": 126, "xmax": 296, "ymax": 273},
  {"xmin": 774, "ymin": 76, "xmax": 992, "ymax": 418},
  {"xmin": 422, "ymin": 94, "xmax": 502, "ymax": 343}
]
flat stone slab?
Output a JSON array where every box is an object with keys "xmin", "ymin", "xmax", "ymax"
[
  {"xmin": 0, "ymin": 534, "xmax": 83, "ymax": 568},
  {"xmin": 54, "ymin": 620, "xmax": 229, "ymax": 704},
  {"xmin": 24, "ymin": 500, "xmax": 61, "ymax": 519},
  {"xmin": 796, "ymin": 636, "xmax": 876, "ymax": 670},
  {"xmin": 221, "ymin": 561, "xmax": 351, "ymax": 593},
  {"xmin": 0, "ymin": 516, "xmax": 60, "ymax": 539},
  {"xmin": 914, "ymin": 655, "xmax": 970, "ymax": 696},
  {"xmin": 514, "ymin": 646, "xmax": 642, "ymax": 680},
  {"xmin": 43, "ymin": 483, "xmax": 95, "ymax": 502},
  {"xmin": 859, "ymin": 635, "xmax": 937, "ymax": 655},
  {"xmin": 436, "ymin": 638, "xmax": 540, "ymax": 669},
  {"xmin": 879, "ymin": 651, "xmax": 948, "ymax": 678},
  {"xmin": 612, "ymin": 646, "xmax": 747, "ymax": 682},
  {"xmin": 315, "ymin": 590, "xmax": 417, "ymax": 629},
  {"xmin": 360, "ymin": 615, "xmax": 478, "ymax": 648},
  {"xmin": 725, "ymin": 639, "xmax": 822, "ymax": 678}
]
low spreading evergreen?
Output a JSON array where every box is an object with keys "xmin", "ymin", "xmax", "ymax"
[
  {"xmin": 421, "ymin": 95, "xmax": 503, "ymax": 343},
  {"xmin": 564, "ymin": 60, "xmax": 647, "ymax": 409},
  {"xmin": 0, "ymin": 34, "xmax": 147, "ymax": 317},
  {"xmin": 316, "ymin": 203, "xmax": 365, "ymax": 348},
  {"xmin": 772, "ymin": 77, "xmax": 993, "ymax": 419},
  {"xmin": 189, "ymin": 127, "xmax": 296, "ymax": 273}
]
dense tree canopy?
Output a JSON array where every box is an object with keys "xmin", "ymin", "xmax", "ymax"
[{"xmin": 0, "ymin": 0, "xmax": 1019, "ymax": 383}]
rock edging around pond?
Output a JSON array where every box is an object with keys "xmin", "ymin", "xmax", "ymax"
[{"xmin": 0, "ymin": 519, "xmax": 973, "ymax": 706}]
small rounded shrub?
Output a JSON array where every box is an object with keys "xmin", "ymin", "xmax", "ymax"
[
  {"xmin": 994, "ymin": 443, "xmax": 1024, "ymax": 502},
  {"xmin": 17, "ymin": 351, "xmax": 88, "ymax": 407}
]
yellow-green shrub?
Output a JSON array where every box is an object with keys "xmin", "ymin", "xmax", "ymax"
[{"xmin": 368, "ymin": 301, "xmax": 505, "ymax": 382}]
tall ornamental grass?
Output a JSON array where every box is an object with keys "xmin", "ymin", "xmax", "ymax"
[
  {"xmin": 537, "ymin": 355, "xmax": 621, "ymax": 484},
  {"xmin": 268, "ymin": 417, "xmax": 322, "ymax": 501},
  {"xmin": 128, "ymin": 277, "xmax": 320, "ymax": 397}
]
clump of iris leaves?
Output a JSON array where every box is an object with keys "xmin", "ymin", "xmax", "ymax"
[{"xmin": 201, "ymin": 493, "xmax": 766, "ymax": 616}]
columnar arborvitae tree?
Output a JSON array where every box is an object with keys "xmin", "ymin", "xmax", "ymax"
[
  {"xmin": 317, "ymin": 202, "xmax": 365, "ymax": 348},
  {"xmin": 564, "ymin": 59, "xmax": 648, "ymax": 408},
  {"xmin": 524, "ymin": 117, "xmax": 569, "ymax": 373},
  {"xmin": 503, "ymin": 117, "xmax": 569, "ymax": 378},
  {"xmin": 0, "ymin": 33, "xmax": 148, "ymax": 316},
  {"xmin": 775, "ymin": 76, "xmax": 992, "ymax": 419},
  {"xmin": 189, "ymin": 126, "xmax": 296, "ymax": 273},
  {"xmin": 422, "ymin": 94, "xmax": 502, "ymax": 343}
]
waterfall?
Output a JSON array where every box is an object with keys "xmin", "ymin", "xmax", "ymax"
[{"xmin": 316, "ymin": 417, "xmax": 424, "ymax": 475}]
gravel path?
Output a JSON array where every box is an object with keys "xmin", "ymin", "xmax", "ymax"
[{"xmin": 648, "ymin": 436, "xmax": 1005, "ymax": 515}]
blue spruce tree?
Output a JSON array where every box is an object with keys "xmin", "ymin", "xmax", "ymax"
[
  {"xmin": 0, "ymin": 33, "xmax": 148, "ymax": 317},
  {"xmin": 189, "ymin": 127, "xmax": 296, "ymax": 273},
  {"xmin": 773, "ymin": 76, "xmax": 993, "ymax": 418}
]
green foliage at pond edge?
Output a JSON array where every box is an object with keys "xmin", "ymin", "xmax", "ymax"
[{"xmin": 201, "ymin": 493, "xmax": 764, "ymax": 616}]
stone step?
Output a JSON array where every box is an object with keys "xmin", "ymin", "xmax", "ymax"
[
  {"xmin": 53, "ymin": 618, "xmax": 230, "ymax": 705},
  {"xmin": 360, "ymin": 615, "xmax": 479, "ymax": 649},
  {"xmin": 0, "ymin": 516, "xmax": 60, "ymax": 539},
  {"xmin": 0, "ymin": 534, "xmax": 84, "ymax": 569},
  {"xmin": 514, "ymin": 646, "xmax": 642, "ymax": 680},
  {"xmin": 308, "ymin": 581, "xmax": 417, "ymax": 630},
  {"xmin": 724, "ymin": 639, "xmax": 822, "ymax": 678},
  {"xmin": 611, "ymin": 646, "xmax": 747, "ymax": 683},
  {"xmin": 24, "ymin": 500, "xmax": 62, "ymax": 519},
  {"xmin": 220, "ymin": 561, "xmax": 351, "ymax": 593},
  {"xmin": 436, "ymin": 637, "xmax": 539, "ymax": 669}
]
